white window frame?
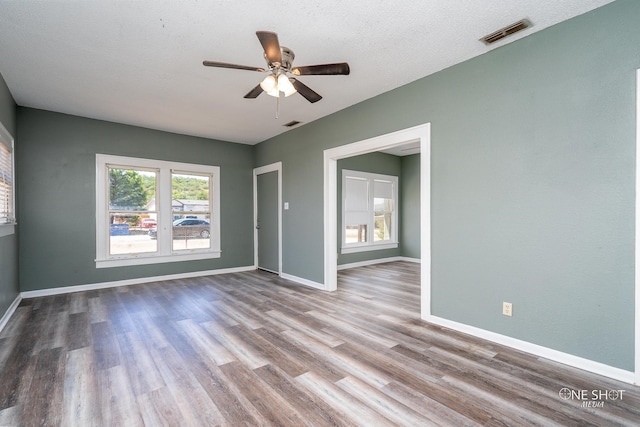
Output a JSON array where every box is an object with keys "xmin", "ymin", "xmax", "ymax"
[
  {"xmin": 96, "ymin": 154, "xmax": 221, "ymax": 268},
  {"xmin": 0, "ymin": 121, "xmax": 15, "ymax": 238},
  {"xmin": 341, "ymin": 169, "xmax": 398, "ymax": 254}
]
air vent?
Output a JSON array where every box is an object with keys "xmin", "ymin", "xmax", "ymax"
[
  {"xmin": 284, "ymin": 120, "xmax": 301, "ymax": 127},
  {"xmin": 480, "ymin": 19, "xmax": 531, "ymax": 45}
]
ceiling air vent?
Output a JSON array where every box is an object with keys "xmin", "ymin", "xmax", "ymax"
[
  {"xmin": 480, "ymin": 19, "xmax": 532, "ymax": 45},
  {"xmin": 284, "ymin": 120, "xmax": 301, "ymax": 127}
]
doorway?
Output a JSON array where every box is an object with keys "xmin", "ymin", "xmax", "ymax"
[
  {"xmin": 323, "ymin": 124, "xmax": 431, "ymax": 318},
  {"xmin": 253, "ymin": 162, "xmax": 282, "ymax": 275}
]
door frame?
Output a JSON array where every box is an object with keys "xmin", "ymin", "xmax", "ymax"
[
  {"xmin": 253, "ymin": 162, "xmax": 283, "ymax": 275},
  {"xmin": 323, "ymin": 123, "xmax": 431, "ymax": 317},
  {"xmin": 634, "ymin": 69, "xmax": 640, "ymax": 385}
]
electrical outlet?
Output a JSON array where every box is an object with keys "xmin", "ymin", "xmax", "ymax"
[{"xmin": 502, "ymin": 302, "xmax": 513, "ymax": 317}]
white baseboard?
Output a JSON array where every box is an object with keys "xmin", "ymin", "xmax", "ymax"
[
  {"xmin": 21, "ymin": 265, "xmax": 255, "ymax": 299},
  {"xmin": 337, "ymin": 256, "xmax": 421, "ymax": 270},
  {"xmin": 427, "ymin": 315, "xmax": 637, "ymax": 385},
  {"xmin": 0, "ymin": 293, "xmax": 22, "ymax": 333},
  {"xmin": 280, "ymin": 273, "xmax": 326, "ymax": 290}
]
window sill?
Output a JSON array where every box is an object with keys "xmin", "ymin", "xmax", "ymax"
[
  {"xmin": 96, "ymin": 250, "xmax": 221, "ymax": 268},
  {"xmin": 341, "ymin": 242, "xmax": 398, "ymax": 254},
  {"xmin": 0, "ymin": 223, "xmax": 16, "ymax": 238}
]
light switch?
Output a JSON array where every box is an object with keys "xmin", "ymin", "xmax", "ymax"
[{"xmin": 284, "ymin": 202, "xmax": 289, "ymax": 210}]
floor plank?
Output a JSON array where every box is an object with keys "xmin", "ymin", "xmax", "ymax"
[{"xmin": 0, "ymin": 261, "xmax": 638, "ymax": 426}]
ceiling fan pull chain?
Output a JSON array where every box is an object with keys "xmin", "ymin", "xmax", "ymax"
[{"xmin": 275, "ymin": 94, "xmax": 280, "ymax": 119}]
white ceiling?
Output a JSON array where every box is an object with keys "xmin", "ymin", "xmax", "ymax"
[{"xmin": 0, "ymin": 1, "xmax": 614, "ymax": 145}]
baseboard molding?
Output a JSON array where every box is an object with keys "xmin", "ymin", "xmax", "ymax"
[
  {"xmin": 337, "ymin": 256, "xmax": 421, "ymax": 270},
  {"xmin": 0, "ymin": 293, "xmax": 22, "ymax": 333},
  {"xmin": 280, "ymin": 273, "xmax": 326, "ymax": 290},
  {"xmin": 427, "ymin": 315, "xmax": 637, "ymax": 385},
  {"xmin": 21, "ymin": 265, "xmax": 256, "ymax": 299}
]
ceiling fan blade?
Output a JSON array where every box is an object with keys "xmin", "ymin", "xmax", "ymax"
[
  {"xmin": 290, "ymin": 78, "xmax": 322, "ymax": 103},
  {"xmin": 243, "ymin": 84, "xmax": 264, "ymax": 99},
  {"xmin": 291, "ymin": 63, "xmax": 350, "ymax": 76},
  {"xmin": 256, "ymin": 31, "xmax": 282, "ymax": 65},
  {"xmin": 203, "ymin": 61, "xmax": 265, "ymax": 72}
]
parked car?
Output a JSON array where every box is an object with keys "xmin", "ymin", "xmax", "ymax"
[
  {"xmin": 140, "ymin": 218, "xmax": 157, "ymax": 228},
  {"xmin": 149, "ymin": 218, "xmax": 210, "ymax": 239}
]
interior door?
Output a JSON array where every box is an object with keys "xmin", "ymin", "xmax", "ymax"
[{"xmin": 257, "ymin": 170, "xmax": 279, "ymax": 273}]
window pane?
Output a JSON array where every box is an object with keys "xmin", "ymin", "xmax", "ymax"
[
  {"xmin": 172, "ymin": 172, "xmax": 211, "ymax": 251},
  {"xmin": 108, "ymin": 167, "xmax": 157, "ymax": 255},
  {"xmin": 374, "ymin": 212, "xmax": 392, "ymax": 241},
  {"xmin": 345, "ymin": 224, "xmax": 367, "ymax": 244},
  {"xmin": 374, "ymin": 196, "xmax": 393, "ymax": 242},
  {"xmin": 172, "ymin": 214, "xmax": 211, "ymax": 250},
  {"xmin": 109, "ymin": 168, "xmax": 155, "ymax": 210},
  {"xmin": 374, "ymin": 197, "xmax": 393, "ymax": 212},
  {"xmin": 109, "ymin": 212, "xmax": 158, "ymax": 255}
]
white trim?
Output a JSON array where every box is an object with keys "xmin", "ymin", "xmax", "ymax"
[
  {"xmin": 420, "ymin": 131, "xmax": 431, "ymax": 320},
  {"xmin": 0, "ymin": 294, "xmax": 22, "ymax": 333},
  {"xmin": 337, "ymin": 256, "xmax": 421, "ymax": 271},
  {"xmin": 96, "ymin": 250, "xmax": 221, "ymax": 268},
  {"xmin": 280, "ymin": 272, "xmax": 325, "ymax": 290},
  {"xmin": 323, "ymin": 123, "xmax": 431, "ymax": 294},
  {"xmin": 21, "ymin": 265, "xmax": 255, "ymax": 298},
  {"xmin": 253, "ymin": 162, "xmax": 283, "ymax": 275},
  {"xmin": 428, "ymin": 314, "xmax": 636, "ymax": 385},
  {"xmin": 635, "ymin": 69, "xmax": 640, "ymax": 385},
  {"xmin": 341, "ymin": 242, "xmax": 398, "ymax": 254}
]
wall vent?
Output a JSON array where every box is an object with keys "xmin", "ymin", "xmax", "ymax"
[
  {"xmin": 480, "ymin": 19, "xmax": 532, "ymax": 45},
  {"xmin": 284, "ymin": 120, "xmax": 301, "ymax": 127}
]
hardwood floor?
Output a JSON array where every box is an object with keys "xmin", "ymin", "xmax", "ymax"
[{"xmin": 0, "ymin": 261, "xmax": 638, "ymax": 426}]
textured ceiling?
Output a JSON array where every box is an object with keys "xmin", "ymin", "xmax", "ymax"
[{"xmin": 0, "ymin": 1, "xmax": 614, "ymax": 145}]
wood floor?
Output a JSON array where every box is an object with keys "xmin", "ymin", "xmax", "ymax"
[{"xmin": 0, "ymin": 262, "xmax": 638, "ymax": 426}]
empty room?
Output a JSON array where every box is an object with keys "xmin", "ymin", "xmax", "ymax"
[{"xmin": 0, "ymin": 1, "xmax": 639, "ymax": 425}]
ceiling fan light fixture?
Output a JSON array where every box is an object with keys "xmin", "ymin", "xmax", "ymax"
[
  {"xmin": 204, "ymin": 30, "xmax": 346, "ymax": 104},
  {"xmin": 260, "ymin": 74, "xmax": 277, "ymax": 94},
  {"xmin": 278, "ymin": 74, "xmax": 297, "ymax": 97}
]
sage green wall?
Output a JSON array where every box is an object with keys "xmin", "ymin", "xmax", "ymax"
[
  {"xmin": 337, "ymin": 152, "xmax": 402, "ymax": 265},
  {"xmin": 256, "ymin": 0, "xmax": 638, "ymax": 370},
  {"xmin": 17, "ymin": 108, "xmax": 254, "ymax": 292},
  {"xmin": 400, "ymin": 154, "xmax": 420, "ymax": 259},
  {"xmin": 0, "ymin": 72, "xmax": 18, "ymax": 317}
]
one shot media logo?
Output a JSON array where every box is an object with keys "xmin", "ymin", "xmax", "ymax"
[{"xmin": 558, "ymin": 387, "xmax": 625, "ymax": 408}]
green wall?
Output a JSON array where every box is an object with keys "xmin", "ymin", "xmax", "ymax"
[
  {"xmin": 0, "ymin": 72, "xmax": 18, "ymax": 317},
  {"xmin": 256, "ymin": 0, "xmax": 638, "ymax": 370},
  {"xmin": 400, "ymin": 154, "xmax": 420, "ymax": 259},
  {"xmin": 17, "ymin": 108, "xmax": 254, "ymax": 291}
]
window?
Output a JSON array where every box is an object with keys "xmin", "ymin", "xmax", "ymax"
[
  {"xmin": 96, "ymin": 154, "xmax": 220, "ymax": 267},
  {"xmin": 0, "ymin": 122, "xmax": 15, "ymax": 238},
  {"xmin": 342, "ymin": 169, "xmax": 398, "ymax": 253}
]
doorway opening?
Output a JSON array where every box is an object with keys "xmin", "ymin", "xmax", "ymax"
[{"xmin": 323, "ymin": 123, "xmax": 431, "ymax": 319}]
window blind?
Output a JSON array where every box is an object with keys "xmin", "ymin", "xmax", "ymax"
[{"xmin": 0, "ymin": 141, "xmax": 12, "ymax": 223}]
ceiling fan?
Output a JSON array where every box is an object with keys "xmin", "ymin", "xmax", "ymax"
[{"xmin": 203, "ymin": 31, "xmax": 350, "ymax": 104}]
